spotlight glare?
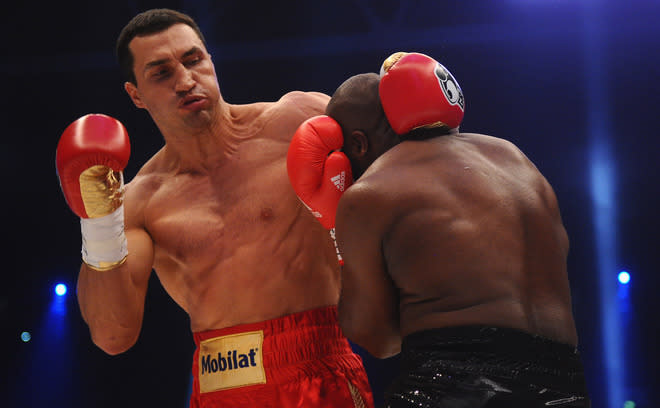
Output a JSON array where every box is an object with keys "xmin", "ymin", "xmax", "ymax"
[
  {"xmin": 55, "ymin": 283, "xmax": 68, "ymax": 296},
  {"xmin": 618, "ymin": 271, "xmax": 630, "ymax": 285},
  {"xmin": 21, "ymin": 331, "xmax": 31, "ymax": 342}
]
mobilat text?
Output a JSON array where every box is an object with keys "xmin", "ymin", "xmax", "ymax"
[{"xmin": 201, "ymin": 349, "xmax": 259, "ymax": 374}]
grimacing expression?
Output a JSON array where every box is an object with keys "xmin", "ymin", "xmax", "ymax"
[{"xmin": 125, "ymin": 23, "xmax": 221, "ymax": 131}]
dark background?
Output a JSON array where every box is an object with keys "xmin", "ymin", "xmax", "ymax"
[{"xmin": 2, "ymin": 1, "xmax": 658, "ymax": 407}]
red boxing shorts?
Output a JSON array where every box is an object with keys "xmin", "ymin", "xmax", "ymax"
[{"xmin": 189, "ymin": 306, "xmax": 374, "ymax": 408}]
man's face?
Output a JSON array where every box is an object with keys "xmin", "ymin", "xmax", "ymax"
[{"xmin": 124, "ymin": 23, "xmax": 221, "ymax": 132}]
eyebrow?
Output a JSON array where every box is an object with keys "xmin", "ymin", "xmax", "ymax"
[{"xmin": 143, "ymin": 46, "xmax": 203, "ymax": 72}]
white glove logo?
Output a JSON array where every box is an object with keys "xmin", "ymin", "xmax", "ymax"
[{"xmin": 331, "ymin": 172, "xmax": 346, "ymax": 192}]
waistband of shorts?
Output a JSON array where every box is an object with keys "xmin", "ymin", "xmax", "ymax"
[
  {"xmin": 193, "ymin": 306, "xmax": 353, "ymax": 368},
  {"xmin": 404, "ymin": 325, "xmax": 577, "ymax": 352},
  {"xmin": 401, "ymin": 326, "xmax": 587, "ymax": 392},
  {"xmin": 402, "ymin": 326, "xmax": 583, "ymax": 370}
]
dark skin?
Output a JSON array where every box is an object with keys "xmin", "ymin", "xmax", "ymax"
[{"xmin": 330, "ymin": 73, "xmax": 578, "ymax": 358}]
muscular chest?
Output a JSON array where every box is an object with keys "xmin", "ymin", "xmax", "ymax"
[{"xmin": 145, "ymin": 155, "xmax": 294, "ymax": 264}]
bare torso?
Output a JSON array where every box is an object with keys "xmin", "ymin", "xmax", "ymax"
[
  {"xmin": 123, "ymin": 92, "xmax": 339, "ymax": 332},
  {"xmin": 355, "ymin": 133, "xmax": 578, "ymax": 346}
]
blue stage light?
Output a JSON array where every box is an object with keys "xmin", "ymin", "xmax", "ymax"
[
  {"xmin": 55, "ymin": 283, "xmax": 68, "ymax": 296},
  {"xmin": 618, "ymin": 271, "xmax": 630, "ymax": 285},
  {"xmin": 21, "ymin": 331, "xmax": 31, "ymax": 342}
]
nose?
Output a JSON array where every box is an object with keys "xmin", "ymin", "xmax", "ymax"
[{"xmin": 175, "ymin": 65, "xmax": 196, "ymax": 94}]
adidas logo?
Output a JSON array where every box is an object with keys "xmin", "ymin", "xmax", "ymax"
[{"xmin": 331, "ymin": 171, "xmax": 346, "ymax": 192}]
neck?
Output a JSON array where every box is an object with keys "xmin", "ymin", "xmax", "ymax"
[{"xmin": 160, "ymin": 100, "xmax": 239, "ymax": 173}]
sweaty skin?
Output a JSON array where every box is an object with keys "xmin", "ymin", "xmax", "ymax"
[
  {"xmin": 77, "ymin": 23, "xmax": 337, "ymax": 354},
  {"xmin": 332, "ymin": 74, "xmax": 578, "ymax": 358}
]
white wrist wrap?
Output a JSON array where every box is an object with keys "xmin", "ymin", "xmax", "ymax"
[{"xmin": 80, "ymin": 204, "xmax": 128, "ymax": 271}]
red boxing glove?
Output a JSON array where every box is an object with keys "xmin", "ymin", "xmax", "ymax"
[
  {"xmin": 379, "ymin": 52, "xmax": 465, "ymax": 135},
  {"xmin": 56, "ymin": 113, "xmax": 131, "ymax": 218},
  {"xmin": 287, "ymin": 115, "xmax": 353, "ymax": 230},
  {"xmin": 56, "ymin": 113, "xmax": 131, "ymax": 270}
]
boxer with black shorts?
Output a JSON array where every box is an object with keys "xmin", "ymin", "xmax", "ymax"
[
  {"xmin": 56, "ymin": 8, "xmax": 373, "ymax": 407},
  {"xmin": 288, "ymin": 52, "xmax": 590, "ymax": 407}
]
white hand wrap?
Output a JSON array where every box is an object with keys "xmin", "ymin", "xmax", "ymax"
[{"xmin": 80, "ymin": 204, "xmax": 128, "ymax": 271}]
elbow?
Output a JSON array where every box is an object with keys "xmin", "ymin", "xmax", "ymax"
[
  {"xmin": 340, "ymin": 322, "xmax": 401, "ymax": 359},
  {"xmin": 90, "ymin": 328, "xmax": 139, "ymax": 356},
  {"xmin": 338, "ymin": 303, "xmax": 402, "ymax": 358},
  {"xmin": 362, "ymin": 339, "xmax": 401, "ymax": 359}
]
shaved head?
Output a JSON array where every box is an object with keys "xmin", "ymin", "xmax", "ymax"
[
  {"xmin": 326, "ymin": 73, "xmax": 400, "ymax": 180},
  {"xmin": 326, "ymin": 73, "xmax": 382, "ymax": 133}
]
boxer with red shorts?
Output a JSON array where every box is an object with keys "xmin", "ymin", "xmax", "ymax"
[
  {"xmin": 56, "ymin": 8, "xmax": 374, "ymax": 407},
  {"xmin": 190, "ymin": 307, "xmax": 372, "ymax": 407}
]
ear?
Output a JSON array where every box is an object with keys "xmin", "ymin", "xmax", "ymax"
[
  {"xmin": 124, "ymin": 82, "xmax": 146, "ymax": 109},
  {"xmin": 349, "ymin": 130, "xmax": 369, "ymax": 158}
]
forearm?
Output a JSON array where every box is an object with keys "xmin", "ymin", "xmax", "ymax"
[
  {"xmin": 77, "ymin": 262, "xmax": 147, "ymax": 355},
  {"xmin": 57, "ymin": 114, "xmax": 150, "ymax": 355}
]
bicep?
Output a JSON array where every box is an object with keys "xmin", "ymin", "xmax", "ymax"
[
  {"xmin": 122, "ymin": 183, "xmax": 155, "ymax": 288},
  {"xmin": 124, "ymin": 226, "xmax": 155, "ymax": 288},
  {"xmin": 335, "ymin": 192, "xmax": 401, "ymax": 357}
]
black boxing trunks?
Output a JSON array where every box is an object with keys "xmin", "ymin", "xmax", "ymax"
[
  {"xmin": 189, "ymin": 306, "xmax": 374, "ymax": 408},
  {"xmin": 384, "ymin": 326, "xmax": 590, "ymax": 408}
]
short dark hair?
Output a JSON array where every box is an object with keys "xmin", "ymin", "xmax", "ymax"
[
  {"xmin": 402, "ymin": 124, "xmax": 453, "ymax": 141},
  {"xmin": 116, "ymin": 8, "xmax": 207, "ymax": 84}
]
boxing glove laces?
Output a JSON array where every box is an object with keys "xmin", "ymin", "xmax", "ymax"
[{"xmin": 287, "ymin": 115, "xmax": 354, "ymax": 264}]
